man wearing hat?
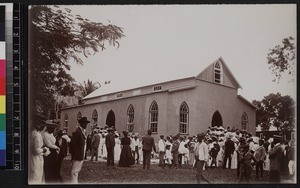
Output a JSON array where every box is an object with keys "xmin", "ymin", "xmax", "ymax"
[
  {"xmin": 195, "ymin": 133, "xmax": 209, "ymax": 183},
  {"xmin": 70, "ymin": 117, "xmax": 90, "ymax": 184},
  {"xmin": 223, "ymin": 134, "xmax": 235, "ymax": 169},
  {"xmin": 105, "ymin": 127, "xmax": 115, "ymax": 169},
  {"xmin": 268, "ymin": 135, "xmax": 284, "ymax": 183},
  {"xmin": 142, "ymin": 130, "xmax": 157, "ymax": 170}
]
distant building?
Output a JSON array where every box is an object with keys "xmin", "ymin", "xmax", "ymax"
[{"xmin": 60, "ymin": 57, "xmax": 256, "ymax": 140}]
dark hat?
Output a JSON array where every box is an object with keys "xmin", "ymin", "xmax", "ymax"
[
  {"xmin": 239, "ymin": 137, "xmax": 246, "ymax": 142},
  {"xmin": 44, "ymin": 120, "xmax": 60, "ymax": 128},
  {"xmin": 78, "ymin": 117, "xmax": 90, "ymax": 124},
  {"xmin": 197, "ymin": 133, "xmax": 205, "ymax": 139},
  {"xmin": 108, "ymin": 127, "xmax": 114, "ymax": 132},
  {"xmin": 122, "ymin": 130, "xmax": 128, "ymax": 136}
]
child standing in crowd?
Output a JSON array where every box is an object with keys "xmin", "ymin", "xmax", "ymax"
[
  {"xmin": 164, "ymin": 144, "xmax": 173, "ymax": 169},
  {"xmin": 209, "ymin": 143, "xmax": 219, "ymax": 167}
]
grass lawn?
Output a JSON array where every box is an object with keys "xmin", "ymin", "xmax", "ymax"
[{"xmin": 60, "ymin": 157, "xmax": 295, "ymax": 184}]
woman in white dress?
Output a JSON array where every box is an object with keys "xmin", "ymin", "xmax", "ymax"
[
  {"xmin": 114, "ymin": 133, "xmax": 121, "ymax": 162},
  {"xmin": 231, "ymin": 141, "xmax": 238, "ymax": 169},
  {"xmin": 42, "ymin": 121, "xmax": 60, "ymax": 183},
  {"xmin": 29, "ymin": 122, "xmax": 49, "ymax": 184}
]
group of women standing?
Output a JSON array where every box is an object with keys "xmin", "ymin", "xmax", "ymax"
[{"xmin": 29, "ymin": 117, "xmax": 69, "ymax": 184}]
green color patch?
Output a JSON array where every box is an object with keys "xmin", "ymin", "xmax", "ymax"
[{"xmin": 0, "ymin": 114, "xmax": 5, "ymax": 131}]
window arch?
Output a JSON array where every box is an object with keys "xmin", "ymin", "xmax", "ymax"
[
  {"xmin": 179, "ymin": 102, "xmax": 189, "ymax": 134},
  {"xmin": 149, "ymin": 101, "xmax": 158, "ymax": 133},
  {"xmin": 92, "ymin": 109, "xmax": 98, "ymax": 125},
  {"xmin": 241, "ymin": 112, "xmax": 248, "ymax": 130},
  {"xmin": 214, "ymin": 61, "xmax": 223, "ymax": 84},
  {"xmin": 64, "ymin": 114, "xmax": 68, "ymax": 133},
  {"xmin": 77, "ymin": 111, "xmax": 82, "ymax": 125},
  {"xmin": 127, "ymin": 104, "xmax": 134, "ymax": 132}
]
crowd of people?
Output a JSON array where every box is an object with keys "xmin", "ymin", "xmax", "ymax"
[{"xmin": 29, "ymin": 115, "xmax": 296, "ymax": 184}]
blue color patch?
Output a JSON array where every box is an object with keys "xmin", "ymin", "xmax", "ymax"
[{"xmin": 0, "ymin": 131, "xmax": 5, "ymax": 149}]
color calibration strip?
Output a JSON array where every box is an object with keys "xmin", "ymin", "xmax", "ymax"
[
  {"xmin": 11, "ymin": 3, "xmax": 21, "ymax": 170},
  {"xmin": 0, "ymin": 5, "xmax": 6, "ymax": 166},
  {"xmin": 0, "ymin": 3, "xmax": 21, "ymax": 170}
]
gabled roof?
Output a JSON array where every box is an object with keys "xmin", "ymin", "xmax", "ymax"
[
  {"xmin": 83, "ymin": 57, "xmax": 242, "ymax": 101},
  {"xmin": 196, "ymin": 57, "xmax": 242, "ymax": 89},
  {"xmin": 238, "ymin": 95, "xmax": 257, "ymax": 109}
]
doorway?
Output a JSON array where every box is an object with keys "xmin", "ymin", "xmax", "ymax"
[
  {"xmin": 106, "ymin": 110, "xmax": 115, "ymax": 127},
  {"xmin": 211, "ymin": 111, "xmax": 222, "ymax": 127}
]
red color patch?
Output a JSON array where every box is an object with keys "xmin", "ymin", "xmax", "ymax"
[{"xmin": 0, "ymin": 77, "xmax": 5, "ymax": 95}]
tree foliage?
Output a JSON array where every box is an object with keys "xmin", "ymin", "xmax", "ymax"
[
  {"xmin": 267, "ymin": 36, "xmax": 295, "ymax": 83},
  {"xmin": 78, "ymin": 79, "xmax": 101, "ymax": 98},
  {"xmin": 252, "ymin": 93, "xmax": 295, "ymax": 131},
  {"xmin": 29, "ymin": 5, "xmax": 124, "ymax": 119}
]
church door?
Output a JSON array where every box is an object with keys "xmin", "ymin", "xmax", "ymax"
[
  {"xmin": 211, "ymin": 111, "xmax": 223, "ymax": 127},
  {"xmin": 106, "ymin": 110, "xmax": 115, "ymax": 127}
]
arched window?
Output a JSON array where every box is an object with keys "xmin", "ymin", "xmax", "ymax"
[
  {"xmin": 179, "ymin": 102, "xmax": 189, "ymax": 134},
  {"xmin": 92, "ymin": 109, "xmax": 98, "ymax": 125},
  {"xmin": 214, "ymin": 61, "xmax": 223, "ymax": 84},
  {"xmin": 241, "ymin": 113, "xmax": 248, "ymax": 130},
  {"xmin": 149, "ymin": 101, "xmax": 158, "ymax": 133},
  {"xmin": 77, "ymin": 111, "xmax": 82, "ymax": 125},
  {"xmin": 127, "ymin": 104, "xmax": 134, "ymax": 132},
  {"xmin": 64, "ymin": 114, "xmax": 68, "ymax": 133}
]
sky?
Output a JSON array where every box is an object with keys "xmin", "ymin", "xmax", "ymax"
[{"xmin": 56, "ymin": 4, "xmax": 296, "ymax": 102}]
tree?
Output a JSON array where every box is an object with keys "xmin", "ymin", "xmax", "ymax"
[
  {"xmin": 78, "ymin": 79, "xmax": 101, "ymax": 98},
  {"xmin": 267, "ymin": 36, "xmax": 295, "ymax": 83},
  {"xmin": 252, "ymin": 93, "xmax": 295, "ymax": 131},
  {"xmin": 29, "ymin": 5, "xmax": 124, "ymax": 119}
]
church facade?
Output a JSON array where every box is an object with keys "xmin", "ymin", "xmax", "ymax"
[{"xmin": 60, "ymin": 57, "xmax": 257, "ymax": 140}]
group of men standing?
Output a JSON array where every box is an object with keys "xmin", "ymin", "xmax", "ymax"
[
  {"xmin": 66, "ymin": 116, "xmax": 295, "ymax": 184},
  {"xmin": 69, "ymin": 117, "xmax": 158, "ymax": 183}
]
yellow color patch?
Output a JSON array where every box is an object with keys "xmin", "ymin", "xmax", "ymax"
[{"xmin": 0, "ymin": 96, "xmax": 5, "ymax": 113}]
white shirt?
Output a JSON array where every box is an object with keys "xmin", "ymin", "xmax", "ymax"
[
  {"xmin": 179, "ymin": 141, "xmax": 189, "ymax": 154},
  {"xmin": 42, "ymin": 131, "xmax": 59, "ymax": 150},
  {"xmin": 158, "ymin": 139, "xmax": 166, "ymax": 152},
  {"xmin": 198, "ymin": 142, "xmax": 209, "ymax": 161},
  {"xmin": 132, "ymin": 138, "xmax": 141, "ymax": 147}
]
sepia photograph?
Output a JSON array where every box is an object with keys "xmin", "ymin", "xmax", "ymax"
[{"xmin": 28, "ymin": 4, "xmax": 296, "ymax": 184}]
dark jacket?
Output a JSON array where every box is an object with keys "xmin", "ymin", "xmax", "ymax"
[
  {"xmin": 142, "ymin": 135, "xmax": 156, "ymax": 152},
  {"xmin": 56, "ymin": 136, "xmax": 68, "ymax": 159},
  {"xmin": 105, "ymin": 132, "xmax": 115, "ymax": 149},
  {"xmin": 224, "ymin": 139, "xmax": 235, "ymax": 155},
  {"xmin": 287, "ymin": 145, "xmax": 295, "ymax": 161},
  {"xmin": 171, "ymin": 140, "xmax": 180, "ymax": 153},
  {"xmin": 269, "ymin": 144, "xmax": 283, "ymax": 171},
  {"xmin": 70, "ymin": 127, "xmax": 86, "ymax": 161}
]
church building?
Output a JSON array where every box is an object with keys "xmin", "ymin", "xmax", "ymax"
[{"xmin": 60, "ymin": 57, "xmax": 257, "ymax": 140}]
